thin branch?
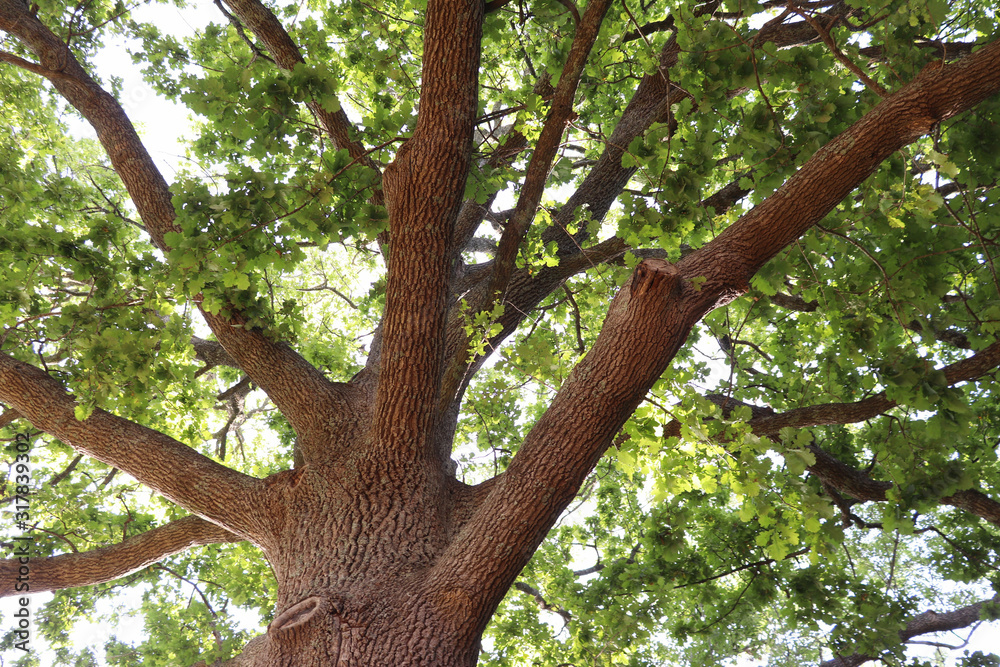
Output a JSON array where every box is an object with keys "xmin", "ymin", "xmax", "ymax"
[
  {"xmin": 786, "ymin": 1, "xmax": 888, "ymax": 97},
  {"xmin": 819, "ymin": 597, "xmax": 1000, "ymax": 667},
  {"xmin": 514, "ymin": 581, "xmax": 572, "ymax": 623},
  {"xmin": 485, "ymin": 0, "xmax": 615, "ymax": 308}
]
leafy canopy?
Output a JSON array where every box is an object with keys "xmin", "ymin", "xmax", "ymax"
[{"xmin": 2, "ymin": 0, "xmax": 1000, "ymax": 665}]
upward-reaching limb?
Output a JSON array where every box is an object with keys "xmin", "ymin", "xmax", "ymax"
[
  {"xmin": 0, "ymin": 0, "xmax": 353, "ymax": 456},
  {"xmin": 367, "ymin": 0, "xmax": 484, "ymax": 466},
  {"xmin": 435, "ymin": 35, "xmax": 1000, "ymax": 626}
]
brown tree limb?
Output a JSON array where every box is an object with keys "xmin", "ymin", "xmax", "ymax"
[
  {"xmin": 0, "ymin": 354, "xmax": 266, "ymax": 538},
  {"xmin": 0, "ymin": 516, "xmax": 241, "ymax": 597},
  {"xmin": 436, "ymin": 36, "xmax": 1000, "ymax": 626},
  {"xmin": 805, "ymin": 445, "xmax": 1000, "ymax": 526},
  {"xmin": 191, "ymin": 336, "xmax": 240, "ymax": 371},
  {"xmin": 369, "ymin": 0, "xmax": 485, "ymax": 466},
  {"xmin": 745, "ymin": 341, "xmax": 1000, "ymax": 435},
  {"xmin": 197, "ymin": 309, "xmax": 361, "ymax": 460},
  {"xmin": 0, "ymin": 408, "xmax": 20, "ymax": 429},
  {"xmin": 513, "ymin": 581, "xmax": 572, "ymax": 622},
  {"xmin": 485, "ymin": 0, "xmax": 615, "ymax": 307},
  {"xmin": 0, "ymin": 0, "xmax": 178, "ymax": 249},
  {"xmin": 770, "ymin": 291, "xmax": 819, "ymax": 311},
  {"xmin": 859, "ymin": 40, "xmax": 977, "ymax": 63},
  {"xmin": 661, "ymin": 342, "xmax": 1000, "ymax": 524},
  {"xmin": 819, "ymin": 596, "xmax": 999, "ymax": 667},
  {"xmin": 0, "ymin": 0, "xmax": 351, "ymax": 456},
  {"xmin": 47, "ymin": 454, "xmax": 84, "ymax": 487}
]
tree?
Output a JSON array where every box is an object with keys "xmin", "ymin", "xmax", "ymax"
[{"xmin": 1, "ymin": 0, "xmax": 1000, "ymax": 663}]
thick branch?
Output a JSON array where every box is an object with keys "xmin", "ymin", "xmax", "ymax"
[
  {"xmin": 370, "ymin": 0, "xmax": 484, "ymax": 465},
  {"xmin": 819, "ymin": 597, "xmax": 999, "ymax": 667},
  {"xmin": 0, "ymin": 408, "xmax": 20, "ymax": 429},
  {"xmin": 438, "ymin": 36, "xmax": 1000, "ymax": 624},
  {"xmin": 198, "ymin": 310, "xmax": 360, "ymax": 459},
  {"xmin": 0, "ymin": 354, "xmax": 265, "ymax": 537},
  {"xmin": 192, "ymin": 336, "xmax": 240, "ymax": 370},
  {"xmin": 805, "ymin": 445, "xmax": 1000, "ymax": 526},
  {"xmin": 0, "ymin": 516, "xmax": 240, "ymax": 597}
]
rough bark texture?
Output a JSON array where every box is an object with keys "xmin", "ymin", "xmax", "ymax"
[{"xmin": 2, "ymin": 0, "xmax": 1000, "ymax": 664}]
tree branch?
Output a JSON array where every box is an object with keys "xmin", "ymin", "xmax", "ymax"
[
  {"xmin": 483, "ymin": 0, "xmax": 615, "ymax": 304},
  {"xmin": 0, "ymin": 408, "xmax": 21, "ymax": 429},
  {"xmin": 369, "ymin": 0, "xmax": 485, "ymax": 466},
  {"xmin": 662, "ymin": 342, "xmax": 1000, "ymax": 524},
  {"xmin": 0, "ymin": 0, "xmax": 352, "ymax": 458},
  {"xmin": 819, "ymin": 596, "xmax": 999, "ymax": 667},
  {"xmin": 513, "ymin": 581, "xmax": 572, "ymax": 623},
  {"xmin": 220, "ymin": 0, "xmax": 381, "ymax": 180},
  {"xmin": 0, "ymin": 516, "xmax": 240, "ymax": 597},
  {"xmin": 0, "ymin": 354, "xmax": 266, "ymax": 537},
  {"xmin": 197, "ymin": 310, "xmax": 361, "ymax": 461},
  {"xmin": 0, "ymin": 0, "xmax": 177, "ymax": 249},
  {"xmin": 805, "ymin": 445, "xmax": 1000, "ymax": 526},
  {"xmin": 743, "ymin": 341, "xmax": 1000, "ymax": 435},
  {"xmin": 437, "ymin": 35, "xmax": 1000, "ymax": 624}
]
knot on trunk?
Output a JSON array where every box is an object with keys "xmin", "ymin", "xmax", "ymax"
[
  {"xmin": 269, "ymin": 596, "xmax": 331, "ymax": 636},
  {"xmin": 630, "ymin": 258, "xmax": 680, "ymax": 300}
]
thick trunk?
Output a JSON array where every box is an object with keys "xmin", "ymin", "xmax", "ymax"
[
  {"xmin": 224, "ymin": 603, "xmax": 481, "ymax": 666},
  {"xmin": 223, "ymin": 462, "xmax": 485, "ymax": 667}
]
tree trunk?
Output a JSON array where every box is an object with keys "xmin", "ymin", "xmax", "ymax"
[{"xmin": 221, "ymin": 461, "xmax": 486, "ymax": 667}]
